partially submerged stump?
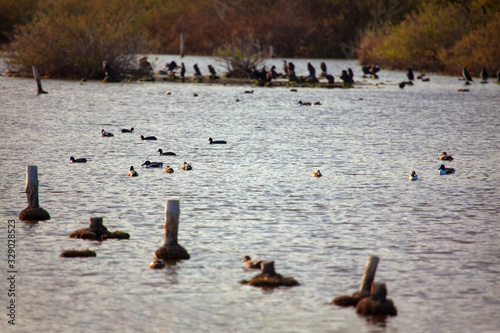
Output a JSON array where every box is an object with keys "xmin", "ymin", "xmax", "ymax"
[
  {"xmin": 19, "ymin": 166, "xmax": 51, "ymax": 221},
  {"xmin": 355, "ymin": 283, "xmax": 397, "ymax": 317},
  {"xmin": 153, "ymin": 199, "xmax": 190, "ymax": 262},
  {"xmin": 333, "ymin": 256, "xmax": 379, "ymax": 306},
  {"xmin": 69, "ymin": 217, "xmax": 130, "ymax": 241},
  {"xmin": 60, "ymin": 249, "xmax": 96, "ymax": 258},
  {"xmin": 240, "ymin": 261, "xmax": 299, "ymax": 288}
]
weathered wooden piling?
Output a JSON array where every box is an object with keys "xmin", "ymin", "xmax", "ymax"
[
  {"xmin": 32, "ymin": 66, "xmax": 47, "ymax": 95},
  {"xmin": 240, "ymin": 260, "xmax": 299, "ymax": 288},
  {"xmin": 180, "ymin": 32, "xmax": 185, "ymax": 58},
  {"xmin": 19, "ymin": 166, "xmax": 50, "ymax": 221},
  {"xmin": 333, "ymin": 255, "xmax": 379, "ymax": 306},
  {"xmin": 355, "ymin": 282, "xmax": 397, "ymax": 317},
  {"xmin": 153, "ymin": 199, "xmax": 190, "ymax": 262},
  {"xmin": 69, "ymin": 217, "xmax": 130, "ymax": 240}
]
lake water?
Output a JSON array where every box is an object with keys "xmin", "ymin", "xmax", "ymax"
[{"xmin": 1, "ymin": 56, "xmax": 499, "ymax": 333}]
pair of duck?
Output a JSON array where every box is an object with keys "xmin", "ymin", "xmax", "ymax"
[
  {"xmin": 297, "ymin": 101, "xmax": 321, "ymax": 106},
  {"xmin": 408, "ymin": 165, "xmax": 455, "ymax": 179},
  {"xmin": 438, "ymin": 152, "xmax": 455, "ymax": 174},
  {"xmin": 128, "ymin": 165, "xmax": 174, "ymax": 176}
]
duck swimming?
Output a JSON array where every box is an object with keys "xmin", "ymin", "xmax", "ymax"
[
  {"xmin": 297, "ymin": 101, "xmax": 311, "ymax": 106},
  {"xmin": 101, "ymin": 129, "xmax": 114, "ymax": 137},
  {"xmin": 158, "ymin": 149, "xmax": 176, "ymax": 156},
  {"xmin": 181, "ymin": 162, "xmax": 192, "ymax": 170},
  {"xmin": 407, "ymin": 170, "xmax": 418, "ymax": 181},
  {"xmin": 163, "ymin": 165, "xmax": 174, "ymax": 173},
  {"xmin": 438, "ymin": 164, "xmax": 455, "ymax": 175},
  {"xmin": 439, "ymin": 152, "xmax": 454, "ymax": 161},
  {"xmin": 121, "ymin": 127, "xmax": 134, "ymax": 133},
  {"xmin": 127, "ymin": 166, "xmax": 138, "ymax": 177},
  {"xmin": 209, "ymin": 137, "xmax": 227, "ymax": 144},
  {"xmin": 70, "ymin": 156, "xmax": 87, "ymax": 163},
  {"xmin": 242, "ymin": 256, "xmax": 262, "ymax": 269},
  {"xmin": 312, "ymin": 170, "xmax": 322, "ymax": 178},
  {"xmin": 140, "ymin": 135, "xmax": 157, "ymax": 140},
  {"xmin": 142, "ymin": 161, "xmax": 163, "ymax": 168}
]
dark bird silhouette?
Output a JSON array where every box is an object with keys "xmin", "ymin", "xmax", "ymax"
[
  {"xmin": 121, "ymin": 127, "xmax": 134, "ymax": 133},
  {"xmin": 266, "ymin": 65, "xmax": 278, "ymax": 81},
  {"xmin": 158, "ymin": 149, "xmax": 176, "ymax": 156},
  {"xmin": 208, "ymin": 64, "xmax": 216, "ymax": 76},
  {"xmin": 407, "ymin": 67, "xmax": 414, "ymax": 81},
  {"xmin": 102, "ymin": 61, "xmax": 116, "ymax": 81},
  {"xmin": 325, "ymin": 74, "xmax": 334, "ymax": 84},
  {"xmin": 288, "ymin": 62, "xmax": 295, "ymax": 74},
  {"xmin": 209, "ymin": 137, "xmax": 227, "ymax": 144},
  {"xmin": 362, "ymin": 65, "xmax": 371, "ymax": 75},
  {"xmin": 167, "ymin": 61, "xmax": 178, "ymax": 71},
  {"xmin": 399, "ymin": 82, "xmax": 406, "ymax": 89},
  {"xmin": 193, "ymin": 63, "xmax": 202, "ymax": 76},
  {"xmin": 480, "ymin": 65, "xmax": 488, "ymax": 81},
  {"xmin": 320, "ymin": 62, "xmax": 327, "ymax": 76},
  {"xmin": 340, "ymin": 70, "xmax": 353, "ymax": 84},
  {"xmin": 101, "ymin": 129, "xmax": 114, "ymax": 137},
  {"xmin": 128, "ymin": 166, "xmax": 138, "ymax": 177},
  {"xmin": 307, "ymin": 60, "xmax": 316, "ymax": 79},
  {"xmin": 142, "ymin": 161, "xmax": 163, "ymax": 168},
  {"xmin": 180, "ymin": 63, "xmax": 186, "ymax": 79},
  {"xmin": 140, "ymin": 135, "xmax": 157, "ymax": 140},
  {"xmin": 348, "ymin": 68, "xmax": 354, "ymax": 82},
  {"xmin": 70, "ymin": 156, "xmax": 87, "ymax": 163},
  {"xmin": 463, "ymin": 67, "xmax": 473, "ymax": 83},
  {"xmin": 282, "ymin": 60, "xmax": 289, "ymax": 76}
]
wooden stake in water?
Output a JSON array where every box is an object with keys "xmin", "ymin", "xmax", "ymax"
[
  {"xmin": 153, "ymin": 199, "xmax": 190, "ymax": 261},
  {"xmin": 180, "ymin": 33, "xmax": 185, "ymax": 58},
  {"xmin": 19, "ymin": 166, "xmax": 50, "ymax": 221},
  {"xmin": 260, "ymin": 261, "xmax": 276, "ymax": 275},
  {"xmin": 32, "ymin": 66, "xmax": 47, "ymax": 95},
  {"xmin": 359, "ymin": 256, "xmax": 379, "ymax": 293}
]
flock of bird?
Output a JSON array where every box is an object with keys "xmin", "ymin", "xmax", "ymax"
[
  {"xmin": 407, "ymin": 152, "xmax": 455, "ymax": 181},
  {"xmin": 69, "ymin": 130, "xmax": 227, "ymax": 177}
]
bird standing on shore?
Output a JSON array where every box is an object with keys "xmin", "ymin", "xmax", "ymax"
[
  {"xmin": 480, "ymin": 66, "xmax": 488, "ymax": 82},
  {"xmin": 463, "ymin": 67, "xmax": 473, "ymax": 83},
  {"xmin": 193, "ymin": 63, "xmax": 202, "ymax": 76},
  {"xmin": 407, "ymin": 67, "xmax": 414, "ymax": 81},
  {"xmin": 180, "ymin": 63, "xmax": 186, "ymax": 79}
]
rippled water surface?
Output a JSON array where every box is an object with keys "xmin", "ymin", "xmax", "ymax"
[{"xmin": 1, "ymin": 57, "xmax": 500, "ymax": 333}]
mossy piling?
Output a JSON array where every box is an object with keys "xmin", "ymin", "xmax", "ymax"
[{"xmin": 19, "ymin": 166, "xmax": 50, "ymax": 221}]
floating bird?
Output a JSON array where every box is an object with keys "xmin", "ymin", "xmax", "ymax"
[
  {"xmin": 439, "ymin": 152, "xmax": 454, "ymax": 161},
  {"xmin": 244, "ymin": 90, "xmax": 254, "ymax": 94},
  {"xmin": 289, "ymin": 88, "xmax": 298, "ymax": 92},
  {"xmin": 438, "ymin": 164, "xmax": 455, "ymax": 175},
  {"xmin": 313, "ymin": 101, "xmax": 322, "ymax": 105},
  {"xmin": 101, "ymin": 129, "xmax": 114, "ymax": 137},
  {"xmin": 421, "ymin": 77, "xmax": 430, "ymax": 82},
  {"xmin": 462, "ymin": 67, "xmax": 473, "ymax": 83},
  {"xmin": 297, "ymin": 101, "xmax": 311, "ymax": 106},
  {"xmin": 417, "ymin": 73, "xmax": 426, "ymax": 79},
  {"xmin": 140, "ymin": 135, "xmax": 157, "ymax": 140},
  {"xmin": 407, "ymin": 171, "xmax": 418, "ymax": 181},
  {"xmin": 127, "ymin": 166, "xmax": 138, "ymax": 177},
  {"xmin": 142, "ymin": 161, "xmax": 163, "ymax": 168},
  {"xmin": 181, "ymin": 162, "xmax": 192, "ymax": 170},
  {"xmin": 70, "ymin": 156, "xmax": 87, "ymax": 163},
  {"xmin": 165, "ymin": 91, "xmax": 171, "ymax": 95},
  {"xmin": 480, "ymin": 65, "xmax": 488, "ymax": 82},
  {"xmin": 407, "ymin": 67, "xmax": 414, "ymax": 81},
  {"xmin": 399, "ymin": 82, "xmax": 406, "ymax": 89},
  {"xmin": 320, "ymin": 62, "xmax": 327, "ymax": 76},
  {"xmin": 242, "ymin": 256, "xmax": 262, "ymax": 269},
  {"xmin": 158, "ymin": 149, "xmax": 176, "ymax": 156},
  {"xmin": 163, "ymin": 165, "xmax": 174, "ymax": 173},
  {"xmin": 313, "ymin": 170, "xmax": 322, "ymax": 178},
  {"xmin": 209, "ymin": 137, "xmax": 227, "ymax": 144},
  {"xmin": 193, "ymin": 63, "xmax": 202, "ymax": 76},
  {"xmin": 193, "ymin": 93, "xmax": 198, "ymax": 97},
  {"xmin": 121, "ymin": 127, "xmax": 134, "ymax": 133}
]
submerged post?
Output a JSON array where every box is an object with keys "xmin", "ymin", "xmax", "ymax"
[
  {"xmin": 260, "ymin": 261, "xmax": 276, "ymax": 275},
  {"xmin": 180, "ymin": 32, "xmax": 185, "ymax": 58},
  {"xmin": 152, "ymin": 199, "xmax": 190, "ymax": 263},
  {"xmin": 32, "ymin": 66, "xmax": 47, "ymax": 95},
  {"xmin": 359, "ymin": 255, "xmax": 379, "ymax": 293},
  {"xmin": 19, "ymin": 166, "xmax": 50, "ymax": 221}
]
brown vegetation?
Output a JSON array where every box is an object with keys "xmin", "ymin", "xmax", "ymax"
[
  {"xmin": 60, "ymin": 249, "xmax": 96, "ymax": 258},
  {"xmin": 69, "ymin": 228, "xmax": 130, "ymax": 241},
  {"xmin": 19, "ymin": 206, "xmax": 50, "ymax": 221}
]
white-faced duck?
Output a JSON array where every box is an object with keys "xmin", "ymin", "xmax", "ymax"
[
  {"xmin": 140, "ymin": 135, "xmax": 157, "ymax": 140},
  {"xmin": 438, "ymin": 164, "xmax": 455, "ymax": 175},
  {"xmin": 127, "ymin": 166, "xmax": 139, "ymax": 177},
  {"xmin": 101, "ymin": 129, "xmax": 114, "ymax": 137},
  {"xmin": 407, "ymin": 170, "xmax": 418, "ymax": 181},
  {"xmin": 158, "ymin": 149, "xmax": 176, "ymax": 156},
  {"xmin": 242, "ymin": 256, "xmax": 262, "ymax": 269},
  {"xmin": 209, "ymin": 137, "xmax": 227, "ymax": 144},
  {"xmin": 121, "ymin": 127, "xmax": 134, "ymax": 133},
  {"xmin": 312, "ymin": 170, "xmax": 322, "ymax": 178},
  {"xmin": 181, "ymin": 162, "xmax": 192, "ymax": 170},
  {"xmin": 70, "ymin": 156, "xmax": 87, "ymax": 163},
  {"xmin": 439, "ymin": 152, "xmax": 454, "ymax": 161},
  {"xmin": 163, "ymin": 165, "xmax": 174, "ymax": 174},
  {"xmin": 142, "ymin": 161, "xmax": 163, "ymax": 168}
]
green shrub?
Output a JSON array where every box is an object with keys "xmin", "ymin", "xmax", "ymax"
[
  {"xmin": 6, "ymin": 0, "xmax": 146, "ymax": 79},
  {"xmin": 214, "ymin": 38, "xmax": 263, "ymax": 78}
]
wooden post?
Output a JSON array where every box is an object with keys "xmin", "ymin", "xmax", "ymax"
[
  {"xmin": 89, "ymin": 217, "xmax": 106, "ymax": 233},
  {"xmin": 371, "ymin": 282, "xmax": 387, "ymax": 302},
  {"xmin": 19, "ymin": 166, "xmax": 50, "ymax": 221},
  {"xmin": 32, "ymin": 66, "xmax": 47, "ymax": 95},
  {"xmin": 164, "ymin": 199, "xmax": 180, "ymax": 245},
  {"xmin": 260, "ymin": 261, "xmax": 276, "ymax": 275},
  {"xmin": 180, "ymin": 33, "xmax": 185, "ymax": 58},
  {"xmin": 358, "ymin": 256, "xmax": 379, "ymax": 293},
  {"xmin": 25, "ymin": 166, "xmax": 39, "ymax": 208},
  {"xmin": 269, "ymin": 45, "xmax": 274, "ymax": 58}
]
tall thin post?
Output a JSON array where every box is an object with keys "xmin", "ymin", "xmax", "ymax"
[
  {"xmin": 180, "ymin": 33, "xmax": 185, "ymax": 58},
  {"xmin": 32, "ymin": 66, "xmax": 47, "ymax": 95},
  {"xmin": 358, "ymin": 256, "xmax": 379, "ymax": 293},
  {"xmin": 19, "ymin": 165, "xmax": 50, "ymax": 221},
  {"xmin": 164, "ymin": 199, "xmax": 180, "ymax": 245}
]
